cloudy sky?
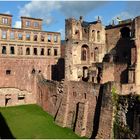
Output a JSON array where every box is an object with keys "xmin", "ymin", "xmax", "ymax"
[{"xmin": 0, "ymin": 1, "xmax": 140, "ymax": 39}]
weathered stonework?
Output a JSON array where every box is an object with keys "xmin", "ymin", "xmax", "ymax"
[{"xmin": 1, "ymin": 13, "xmax": 140, "ymax": 139}]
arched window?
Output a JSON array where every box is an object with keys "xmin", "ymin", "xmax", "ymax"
[
  {"xmin": 94, "ymin": 47, "xmax": 99, "ymax": 62},
  {"xmin": 82, "ymin": 66, "xmax": 89, "ymax": 82},
  {"xmin": 34, "ymin": 48, "xmax": 37, "ymax": 55},
  {"xmin": 41, "ymin": 48, "xmax": 44, "ymax": 55},
  {"xmin": 2, "ymin": 46, "xmax": 6, "ymax": 54},
  {"xmin": 41, "ymin": 35, "xmax": 44, "ymax": 42},
  {"xmin": 81, "ymin": 45, "xmax": 89, "ymax": 61},
  {"xmin": 26, "ymin": 48, "xmax": 30, "ymax": 55},
  {"xmin": 97, "ymin": 31, "xmax": 100, "ymax": 42},
  {"xmin": 81, "ymin": 48, "xmax": 87, "ymax": 61},
  {"xmin": 34, "ymin": 35, "xmax": 37, "ymax": 41},
  {"xmin": 92, "ymin": 30, "xmax": 95, "ymax": 41},
  {"xmin": 120, "ymin": 27, "xmax": 130, "ymax": 38}
]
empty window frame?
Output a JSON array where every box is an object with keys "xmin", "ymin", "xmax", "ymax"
[
  {"xmin": 48, "ymin": 35, "xmax": 51, "ymax": 42},
  {"xmin": 47, "ymin": 49, "xmax": 51, "ymax": 56},
  {"xmin": 34, "ymin": 48, "xmax": 37, "ymax": 55},
  {"xmin": 18, "ymin": 33, "xmax": 23, "ymax": 40},
  {"xmin": 41, "ymin": 48, "xmax": 44, "ymax": 55},
  {"xmin": 6, "ymin": 70, "xmax": 11, "ymax": 75},
  {"xmin": 2, "ymin": 46, "xmax": 6, "ymax": 54},
  {"xmin": 26, "ymin": 21, "xmax": 30, "ymax": 27},
  {"xmin": 26, "ymin": 34, "xmax": 30, "ymax": 41},
  {"xmin": 92, "ymin": 30, "xmax": 95, "ymax": 41},
  {"xmin": 81, "ymin": 48, "xmax": 87, "ymax": 61},
  {"xmin": 54, "ymin": 49, "xmax": 57, "ymax": 56},
  {"xmin": 97, "ymin": 31, "xmax": 100, "ymax": 42},
  {"xmin": 34, "ymin": 35, "xmax": 37, "ymax": 41},
  {"xmin": 18, "ymin": 47, "xmax": 23, "ymax": 55},
  {"xmin": 10, "ymin": 32, "xmax": 15, "ymax": 40},
  {"xmin": 26, "ymin": 48, "xmax": 30, "ymax": 55},
  {"xmin": 34, "ymin": 22, "xmax": 39, "ymax": 27},
  {"xmin": 2, "ymin": 30, "xmax": 7, "ymax": 39},
  {"xmin": 10, "ymin": 46, "xmax": 15, "ymax": 54},
  {"xmin": 2, "ymin": 18, "xmax": 8, "ymax": 24},
  {"xmin": 54, "ymin": 35, "xmax": 58, "ymax": 43},
  {"xmin": 41, "ymin": 35, "xmax": 44, "ymax": 42}
]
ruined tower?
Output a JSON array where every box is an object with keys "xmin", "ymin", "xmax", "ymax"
[{"xmin": 65, "ymin": 16, "xmax": 106, "ymax": 81}]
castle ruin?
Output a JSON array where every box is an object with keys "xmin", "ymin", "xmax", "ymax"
[{"xmin": 0, "ymin": 13, "xmax": 140, "ymax": 138}]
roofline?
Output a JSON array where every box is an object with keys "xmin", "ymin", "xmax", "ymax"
[
  {"xmin": 21, "ymin": 16, "xmax": 43, "ymax": 21},
  {"xmin": 0, "ymin": 13, "xmax": 13, "ymax": 17}
]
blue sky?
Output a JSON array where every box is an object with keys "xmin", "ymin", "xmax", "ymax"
[{"xmin": 0, "ymin": 1, "xmax": 140, "ymax": 39}]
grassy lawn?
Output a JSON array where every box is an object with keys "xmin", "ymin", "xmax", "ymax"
[{"xmin": 0, "ymin": 104, "xmax": 83, "ymax": 139}]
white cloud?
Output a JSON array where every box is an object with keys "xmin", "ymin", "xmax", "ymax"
[
  {"xmin": 57, "ymin": 29, "xmax": 65, "ymax": 40},
  {"xmin": 46, "ymin": 18, "xmax": 53, "ymax": 25},
  {"xmin": 4, "ymin": 11, "xmax": 11, "ymax": 14},
  {"xmin": 18, "ymin": 1, "xmax": 108, "ymax": 26},
  {"xmin": 113, "ymin": 11, "xmax": 133, "ymax": 21},
  {"xmin": 19, "ymin": 1, "xmax": 61, "ymax": 26},
  {"xmin": 14, "ymin": 21, "xmax": 21, "ymax": 28}
]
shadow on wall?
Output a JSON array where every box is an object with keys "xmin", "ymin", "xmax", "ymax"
[
  {"xmin": 0, "ymin": 113, "xmax": 15, "ymax": 139},
  {"xmin": 103, "ymin": 26, "xmax": 134, "ymax": 84},
  {"xmin": 90, "ymin": 85, "xmax": 103, "ymax": 138},
  {"xmin": 51, "ymin": 58, "xmax": 65, "ymax": 81}
]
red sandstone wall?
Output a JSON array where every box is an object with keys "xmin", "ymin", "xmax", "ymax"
[
  {"xmin": 37, "ymin": 80, "xmax": 101, "ymax": 138},
  {"xmin": 114, "ymin": 63, "xmax": 128, "ymax": 83},
  {"xmin": 102, "ymin": 62, "xmax": 114, "ymax": 83},
  {"xmin": 0, "ymin": 57, "xmax": 56, "ymax": 100}
]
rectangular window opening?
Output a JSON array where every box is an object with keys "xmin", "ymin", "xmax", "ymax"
[
  {"xmin": 10, "ymin": 47, "xmax": 15, "ymax": 54},
  {"xmin": 26, "ymin": 34, "xmax": 30, "ymax": 41},
  {"xmin": 54, "ymin": 49, "xmax": 57, "ymax": 56},
  {"xmin": 48, "ymin": 35, "xmax": 51, "ymax": 42},
  {"xmin": 10, "ymin": 32, "xmax": 15, "ymax": 40},
  {"xmin": 2, "ymin": 46, "xmax": 6, "ymax": 54},
  {"xmin": 6, "ymin": 70, "xmax": 11, "ymax": 75},
  {"xmin": 54, "ymin": 35, "xmax": 58, "ymax": 43},
  {"xmin": 2, "ymin": 31, "xmax": 7, "ymax": 39},
  {"xmin": 26, "ymin": 21, "xmax": 30, "ymax": 27},
  {"xmin": 18, "ymin": 33, "xmax": 23, "ymax": 40}
]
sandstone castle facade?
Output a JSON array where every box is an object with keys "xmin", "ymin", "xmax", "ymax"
[{"xmin": 0, "ymin": 13, "xmax": 140, "ymax": 138}]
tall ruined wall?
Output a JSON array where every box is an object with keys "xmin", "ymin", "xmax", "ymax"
[
  {"xmin": 37, "ymin": 80, "xmax": 101, "ymax": 137},
  {"xmin": 96, "ymin": 82, "xmax": 114, "ymax": 139},
  {"xmin": 114, "ymin": 63, "xmax": 128, "ymax": 83},
  {"xmin": 37, "ymin": 80, "xmax": 118, "ymax": 138}
]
